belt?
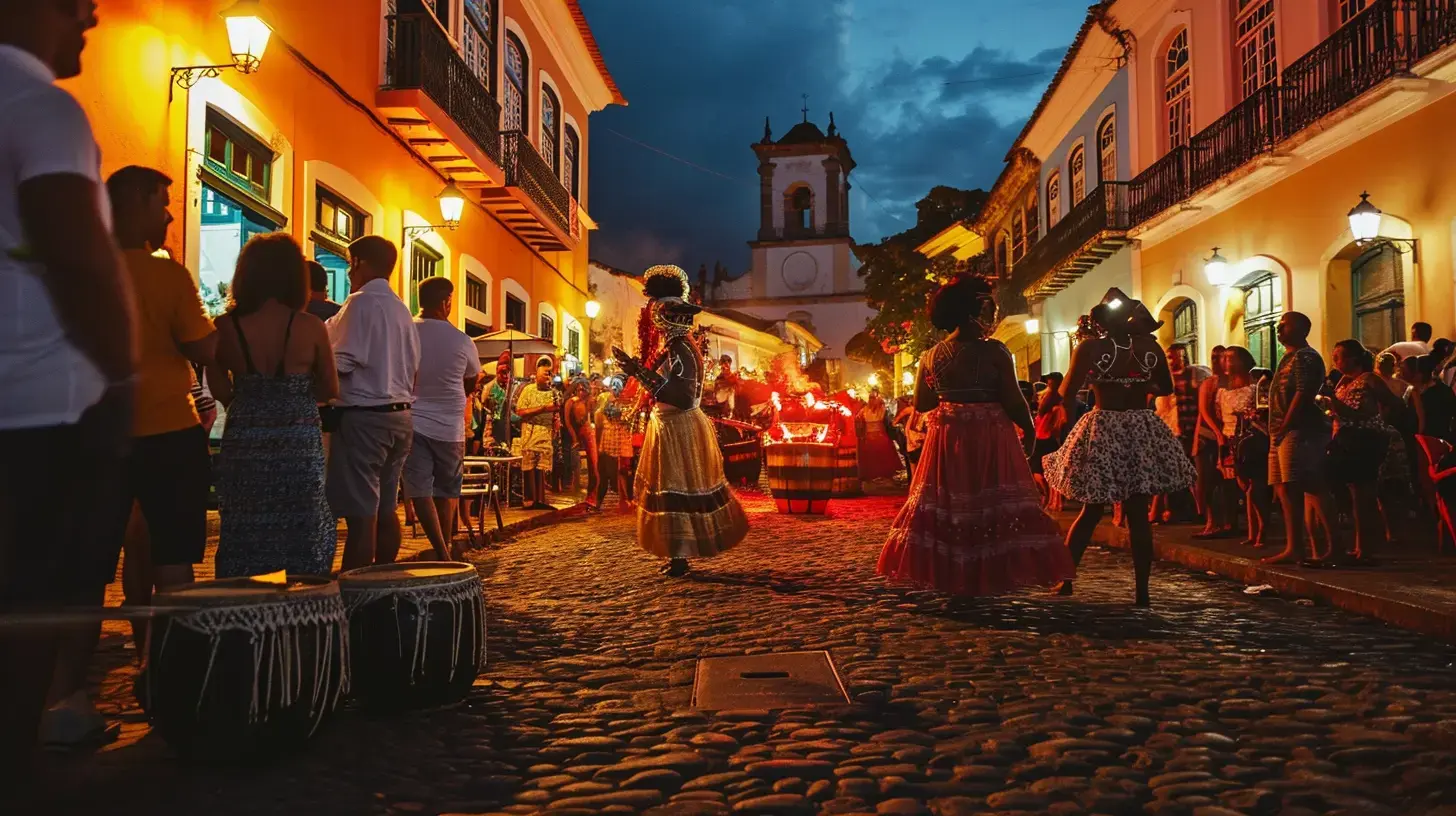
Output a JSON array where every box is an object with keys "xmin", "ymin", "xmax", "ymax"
[{"xmin": 339, "ymin": 403, "xmax": 412, "ymax": 413}]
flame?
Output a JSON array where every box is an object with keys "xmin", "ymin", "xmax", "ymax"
[
  {"xmin": 838, "ymin": 404, "xmax": 852, "ymax": 417},
  {"xmin": 803, "ymin": 393, "xmax": 818, "ymax": 409},
  {"xmin": 815, "ymin": 425, "xmax": 828, "ymax": 443},
  {"xmin": 770, "ymin": 391, "xmax": 782, "ymax": 411},
  {"xmin": 777, "ymin": 422, "xmax": 794, "ymax": 441}
]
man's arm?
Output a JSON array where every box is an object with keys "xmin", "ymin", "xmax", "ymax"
[
  {"xmin": 328, "ymin": 297, "xmax": 371, "ymax": 375},
  {"xmin": 170, "ymin": 263, "xmax": 218, "ymax": 365},
  {"xmin": 12, "ymin": 89, "xmax": 134, "ymax": 383}
]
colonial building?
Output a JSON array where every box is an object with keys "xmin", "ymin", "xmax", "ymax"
[
  {"xmin": 924, "ymin": 0, "xmax": 1456, "ymax": 373},
  {"xmin": 588, "ymin": 261, "xmax": 821, "ymax": 377},
  {"xmin": 713, "ymin": 114, "xmax": 875, "ymax": 387},
  {"xmin": 62, "ymin": 0, "xmax": 621, "ymax": 375}
]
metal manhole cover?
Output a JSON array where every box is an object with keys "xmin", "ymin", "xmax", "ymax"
[{"xmin": 691, "ymin": 650, "xmax": 849, "ymax": 709}]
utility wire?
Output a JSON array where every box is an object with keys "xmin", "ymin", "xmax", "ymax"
[{"xmin": 601, "ymin": 127, "xmax": 756, "ymax": 188}]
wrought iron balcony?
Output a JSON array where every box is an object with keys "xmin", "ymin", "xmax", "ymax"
[
  {"xmin": 1013, "ymin": 183, "xmax": 1131, "ymax": 301},
  {"xmin": 379, "ymin": 13, "xmax": 503, "ymax": 178},
  {"xmin": 1189, "ymin": 83, "xmax": 1280, "ymax": 193},
  {"xmin": 1280, "ymin": 0, "xmax": 1413, "ymax": 139},
  {"xmin": 477, "ymin": 131, "xmax": 578, "ymax": 251},
  {"xmin": 1128, "ymin": 146, "xmax": 1189, "ymax": 226}
]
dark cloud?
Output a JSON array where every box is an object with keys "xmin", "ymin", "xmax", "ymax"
[{"xmin": 582, "ymin": 0, "xmax": 1072, "ymax": 274}]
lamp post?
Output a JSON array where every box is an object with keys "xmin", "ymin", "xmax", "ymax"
[
  {"xmin": 170, "ymin": 0, "xmax": 272, "ymax": 101},
  {"xmin": 584, "ymin": 299, "xmax": 601, "ymax": 375},
  {"xmin": 1203, "ymin": 247, "xmax": 1232, "ymax": 287}
]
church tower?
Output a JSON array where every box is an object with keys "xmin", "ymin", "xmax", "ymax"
[{"xmin": 718, "ymin": 108, "xmax": 873, "ymax": 385}]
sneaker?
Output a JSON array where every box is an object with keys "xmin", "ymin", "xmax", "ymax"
[{"xmin": 40, "ymin": 692, "xmax": 118, "ymax": 751}]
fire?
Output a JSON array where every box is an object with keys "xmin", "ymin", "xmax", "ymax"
[
  {"xmin": 815, "ymin": 425, "xmax": 828, "ymax": 443},
  {"xmin": 778, "ymin": 422, "xmax": 794, "ymax": 441},
  {"xmin": 770, "ymin": 391, "xmax": 782, "ymax": 412},
  {"xmin": 803, "ymin": 393, "xmax": 818, "ymax": 409}
]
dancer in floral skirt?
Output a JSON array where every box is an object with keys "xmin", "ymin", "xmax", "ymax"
[{"xmin": 877, "ymin": 275, "xmax": 1074, "ymax": 596}]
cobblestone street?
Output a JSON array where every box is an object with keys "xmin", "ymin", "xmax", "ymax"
[{"xmin": 29, "ymin": 492, "xmax": 1456, "ymax": 816}]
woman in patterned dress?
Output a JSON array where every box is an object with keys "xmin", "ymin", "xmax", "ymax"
[
  {"xmin": 596, "ymin": 375, "xmax": 637, "ymax": 512},
  {"xmin": 1043, "ymin": 288, "xmax": 1196, "ymax": 607},
  {"xmin": 1318, "ymin": 340, "xmax": 1406, "ymax": 564},
  {"xmin": 876, "ymin": 275, "xmax": 1074, "ymax": 597},
  {"xmin": 206, "ymin": 234, "xmax": 339, "ymax": 577}
]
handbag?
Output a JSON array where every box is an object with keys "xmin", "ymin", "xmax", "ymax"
[
  {"xmin": 1234, "ymin": 425, "xmax": 1269, "ymax": 481},
  {"xmin": 1326, "ymin": 425, "xmax": 1387, "ymax": 483}
]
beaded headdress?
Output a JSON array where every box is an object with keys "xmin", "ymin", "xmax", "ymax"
[{"xmin": 642, "ymin": 264, "xmax": 691, "ymax": 300}]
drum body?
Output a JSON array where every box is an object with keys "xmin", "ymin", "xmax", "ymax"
[
  {"xmin": 831, "ymin": 444, "xmax": 862, "ymax": 497},
  {"xmin": 338, "ymin": 562, "xmax": 485, "ymax": 710},
  {"xmin": 714, "ymin": 419, "xmax": 764, "ymax": 487},
  {"xmin": 765, "ymin": 440, "xmax": 835, "ymax": 515},
  {"xmin": 142, "ymin": 576, "xmax": 348, "ymax": 763}
]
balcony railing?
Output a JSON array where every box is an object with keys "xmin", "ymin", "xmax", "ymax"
[
  {"xmin": 1013, "ymin": 182, "xmax": 1130, "ymax": 295},
  {"xmin": 1189, "ymin": 83, "xmax": 1280, "ymax": 193},
  {"xmin": 384, "ymin": 13, "xmax": 502, "ymax": 165},
  {"xmin": 500, "ymin": 130, "xmax": 573, "ymax": 238},
  {"xmin": 1129, "ymin": 146, "xmax": 1189, "ymax": 225},
  {"xmin": 756, "ymin": 224, "xmax": 852, "ymax": 241},
  {"xmin": 1415, "ymin": 0, "xmax": 1456, "ymax": 58},
  {"xmin": 1280, "ymin": 0, "xmax": 1413, "ymax": 139}
]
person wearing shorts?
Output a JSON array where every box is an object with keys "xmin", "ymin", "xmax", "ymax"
[
  {"xmin": 1264, "ymin": 312, "xmax": 1337, "ymax": 566},
  {"xmin": 516, "ymin": 357, "xmax": 559, "ymax": 510},
  {"xmin": 328, "ymin": 236, "xmax": 421, "ymax": 569},
  {"xmin": 404, "ymin": 278, "xmax": 478, "ymax": 559}
]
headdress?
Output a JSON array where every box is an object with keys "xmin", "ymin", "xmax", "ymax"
[{"xmin": 642, "ymin": 264, "xmax": 691, "ymax": 300}]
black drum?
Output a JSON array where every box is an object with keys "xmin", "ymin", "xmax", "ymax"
[
  {"xmin": 714, "ymin": 417, "xmax": 765, "ymax": 487},
  {"xmin": 338, "ymin": 562, "xmax": 485, "ymax": 710},
  {"xmin": 141, "ymin": 576, "xmax": 348, "ymax": 763}
]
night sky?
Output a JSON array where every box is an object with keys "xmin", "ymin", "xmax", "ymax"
[{"xmin": 581, "ymin": 0, "xmax": 1089, "ymax": 276}]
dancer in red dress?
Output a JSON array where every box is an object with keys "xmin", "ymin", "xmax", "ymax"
[
  {"xmin": 856, "ymin": 388, "xmax": 901, "ymax": 481},
  {"xmin": 877, "ymin": 275, "xmax": 1075, "ymax": 596}
]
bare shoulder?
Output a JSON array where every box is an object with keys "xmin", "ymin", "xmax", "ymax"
[{"xmin": 294, "ymin": 309, "xmax": 328, "ymax": 336}]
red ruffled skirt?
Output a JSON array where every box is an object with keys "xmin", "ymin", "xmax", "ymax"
[
  {"xmin": 877, "ymin": 402, "xmax": 1074, "ymax": 596},
  {"xmin": 858, "ymin": 423, "xmax": 901, "ymax": 481}
]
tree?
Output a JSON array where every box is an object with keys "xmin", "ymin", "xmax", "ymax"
[{"xmin": 855, "ymin": 186, "xmax": 988, "ymax": 358}]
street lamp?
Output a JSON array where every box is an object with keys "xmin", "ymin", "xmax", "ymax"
[
  {"xmin": 1203, "ymin": 247, "xmax": 1232, "ymax": 287},
  {"xmin": 1024, "ymin": 318, "xmax": 1040, "ymax": 335},
  {"xmin": 404, "ymin": 181, "xmax": 467, "ymax": 242},
  {"xmin": 584, "ymin": 299, "xmax": 601, "ymax": 374},
  {"xmin": 171, "ymin": 0, "xmax": 272, "ymax": 99},
  {"xmin": 1347, "ymin": 191, "xmax": 1419, "ymax": 260}
]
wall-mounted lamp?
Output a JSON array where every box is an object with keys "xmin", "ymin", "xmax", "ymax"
[
  {"xmin": 1348, "ymin": 191, "xmax": 1419, "ymax": 262},
  {"xmin": 1023, "ymin": 318, "xmax": 1040, "ymax": 335},
  {"xmin": 170, "ymin": 0, "xmax": 272, "ymax": 101},
  {"xmin": 403, "ymin": 181, "xmax": 467, "ymax": 244},
  {"xmin": 1204, "ymin": 246, "xmax": 1233, "ymax": 287}
]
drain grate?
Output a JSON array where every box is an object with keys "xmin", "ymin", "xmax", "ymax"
[{"xmin": 691, "ymin": 650, "xmax": 850, "ymax": 709}]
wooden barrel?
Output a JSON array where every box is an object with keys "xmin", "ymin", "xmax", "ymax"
[
  {"xmin": 765, "ymin": 440, "xmax": 836, "ymax": 515},
  {"xmin": 831, "ymin": 444, "xmax": 862, "ymax": 497}
]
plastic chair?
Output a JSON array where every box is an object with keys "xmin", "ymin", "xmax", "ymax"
[{"xmin": 1415, "ymin": 435, "xmax": 1456, "ymax": 553}]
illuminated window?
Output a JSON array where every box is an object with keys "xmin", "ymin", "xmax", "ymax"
[
  {"xmin": 1068, "ymin": 144, "xmax": 1087, "ymax": 205},
  {"xmin": 1242, "ymin": 274, "xmax": 1283, "ymax": 370},
  {"xmin": 313, "ymin": 187, "xmax": 365, "ymax": 304},
  {"xmin": 563, "ymin": 125, "xmax": 580, "ymax": 199},
  {"xmin": 1165, "ymin": 29, "xmax": 1192, "ymax": 151},
  {"xmin": 539, "ymin": 313, "xmax": 556, "ymax": 342},
  {"xmin": 503, "ymin": 33, "xmax": 527, "ymax": 132},
  {"xmin": 1046, "ymin": 171, "xmax": 1062, "ymax": 227},
  {"xmin": 1235, "ymin": 0, "xmax": 1278, "ymax": 100},
  {"xmin": 204, "ymin": 113, "xmax": 272, "ymax": 201},
  {"xmin": 461, "ymin": 0, "xmax": 495, "ymax": 90},
  {"xmin": 1097, "ymin": 114, "xmax": 1117, "ymax": 183},
  {"xmin": 466, "ymin": 275, "xmax": 488, "ymax": 313}
]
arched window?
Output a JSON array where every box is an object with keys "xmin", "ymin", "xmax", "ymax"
[
  {"xmin": 1068, "ymin": 144, "xmax": 1086, "ymax": 205},
  {"xmin": 1236, "ymin": 0, "xmax": 1278, "ymax": 100},
  {"xmin": 1046, "ymin": 171, "xmax": 1062, "ymax": 227},
  {"xmin": 540, "ymin": 84, "xmax": 560, "ymax": 173},
  {"xmin": 1172, "ymin": 300, "xmax": 1199, "ymax": 364},
  {"xmin": 1164, "ymin": 28, "xmax": 1192, "ymax": 151},
  {"xmin": 1097, "ymin": 114, "xmax": 1117, "ymax": 183},
  {"xmin": 1241, "ymin": 274, "xmax": 1283, "ymax": 369},
  {"xmin": 786, "ymin": 185, "xmax": 813, "ymax": 233},
  {"xmin": 461, "ymin": 0, "xmax": 495, "ymax": 91},
  {"xmin": 994, "ymin": 231, "xmax": 1009, "ymax": 278},
  {"xmin": 1011, "ymin": 209, "xmax": 1026, "ymax": 263},
  {"xmin": 503, "ymin": 33, "xmax": 527, "ymax": 133},
  {"xmin": 563, "ymin": 124, "xmax": 580, "ymax": 199},
  {"xmin": 1025, "ymin": 189, "xmax": 1039, "ymax": 246}
]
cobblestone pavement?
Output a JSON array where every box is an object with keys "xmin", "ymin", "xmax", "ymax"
[{"xmin": 28, "ymin": 492, "xmax": 1456, "ymax": 816}]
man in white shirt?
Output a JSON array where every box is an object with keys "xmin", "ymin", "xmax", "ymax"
[
  {"xmin": 1383, "ymin": 321, "xmax": 1433, "ymax": 361},
  {"xmin": 327, "ymin": 236, "xmax": 421, "ymax": 570},
  {"xmin": 0, "ymin": 0, "xmax": 138, "ymax": 775},
  {"xmin": 404, "ymin": 277, "xmax": 479, "ymax": 559}
]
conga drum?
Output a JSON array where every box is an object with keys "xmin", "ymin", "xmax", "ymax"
[
  {"xmin": 765, "ymin": 439, "xmax": 835, "ymax": 515},
  {"xmin": 831, "ymin": 443, "xmax": 862, "ymax": 497},
  {"xmin": 141, "ymin": 576, "xmax": 348, "ymax": 762},
  {"xmin": 338, "ymin": 562, "xmax": 485, "ymax": 710}
]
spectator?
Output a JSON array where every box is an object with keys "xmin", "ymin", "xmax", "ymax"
[
  {"xmin": 1264, "ymin": 312, "xmax": 1337, "ymax": 566},
  {"xmin": 1383, "ymin": 322, "xmax": 1433, "ymax": 361},
  {"xmin": 1406, "ymin": 354, "xmax": 1456, "ymax": 443},
  {"xmin": 564, "ymin": 377, "xmax": 600, "ymax": 508},
  {"xmin": 1320, "ymin": 340, "xmax": 1406, "ymax": 564},
  {"xmin": 1165, "ymin": 344, "xmax": 1206, "ymax": 521},
  {"xmin": 306, "ymin": 259, "xmax": 342, "ymax": 322},
  {"xmin": 0, "ymin": 0, "xmax": 137, "ymax": 768},
  {"xmin": 1195, "ymin": 346, "xmax": 1236, "ymax": 538},
  {"xmin": 207, "ymin": 234, "xmax": 338, "ymax": 576},
  {"xmin": 595, "ymin": 375, "xmax": 635, "ymax": 512},
  {"xmin": 1030, "ymin": 387, "xmax": 1068, "ymax": 511},
  {"xmin": 404, "ymin": 277, "xmax": 479, "ymax": 560},
  {"xmin": 1218, "ymin": 347, "xmax": 1270, "ymax": 548},
  {"xmin": 516, "ymin": 357, "xmax": 560, "ymax": 510},
  {"xmin": 327, "ymin": 235, "xmax": 420, "ymax": 569},
  {"xmin": 1377, "ymin": 351, "xmax": 1410, "ymax": 401}
]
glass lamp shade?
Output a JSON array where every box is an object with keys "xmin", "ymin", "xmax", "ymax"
[
  {"xmin": 584, "ymin": 300, "xmax": 601, "ymax": 319},
  {"xmin": 1023, "ymin": 318, "xmax": 1040, "ymax": 335},
  {"xmin": 223, "ymin": 0, "xmax": 271, "ymax": 73},
  {"xmin": 1204, "ymin": 247, "xmax": 1232, "ymax": 287},
  {"xmin": 437, "ymin": 182, "xmax": 466, "ymax": 227},
  {"xmin": 1348, "ymin": 192, "xmax": 1382, "ymax": 242}
]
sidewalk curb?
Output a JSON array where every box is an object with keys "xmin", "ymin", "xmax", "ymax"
[{"xmin": 1104, "ymin": 529, "xmax": 1456, "ymax": 643}]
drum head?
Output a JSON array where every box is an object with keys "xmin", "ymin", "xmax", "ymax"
[
  {"xmin": 339, "ymin": 562, "xmax": 476, "ymax": 587},
  {"xmin": 154, "ymin": 575, "xmax": 339, "ymax": 608}
]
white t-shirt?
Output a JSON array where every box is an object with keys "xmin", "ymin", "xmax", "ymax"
[
  {"xmin": 328, "ymin": 278, "xmax": 421, "ymax": 407},
  {"xmin": 0, "ymin": 45, "xmax": 110, "ymax": 430},
  {"xmin": 411, "ymin": 317, "xmax": 478, "ymax": 442},
  {"xmin": 1383, "ymin": 340, "xmax": 1431, "ymax": 360}
]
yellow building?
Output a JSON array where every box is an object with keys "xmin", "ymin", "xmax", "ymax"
[{"xmin": 63, "ymin": 0, "xmax": 622, "ymax": 371}]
